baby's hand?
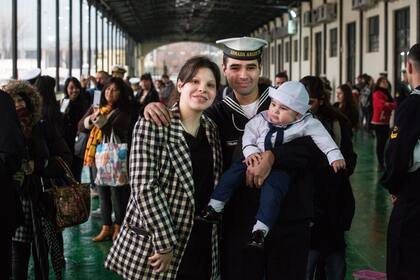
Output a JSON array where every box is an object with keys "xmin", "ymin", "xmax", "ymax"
[
  {"xmin": 332, "ymin": 159, "xmax": 346, "ymax": 173},
  {"xmin": 243, "ymin": 153, "xmax": 262, "ymax": 167}
]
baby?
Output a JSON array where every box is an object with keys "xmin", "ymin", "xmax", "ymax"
[{"xmin": 198, "ymin": 81, "xmax": 346, "ymax": 249}]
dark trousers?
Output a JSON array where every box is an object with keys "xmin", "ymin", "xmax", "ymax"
[
  {"xmin": 372, "ymin": 124, "xmax": 390, "ymax": 168},
  {"xmin": 212, "ymin": 160, "xmax": 289, "ymax": 228},
  {"xmin": 361, "ymin": 106, "xmax": 372, "ymax": 131},
  {"xmin": 71, "ymin": 156, "xmax": 84, "ymax": 182},
  {"xmin": 306, "ymin": 249, "xmax": 346, "ymax": 280},
  {"xmin": 11, "ymin": 241, "xmax": 44, "ymax": 280},
  {"xmin": 387, "ymin": 169, "xmax": 420, "ymax": 279},
  {"xmin": 98, "ymin": 185, "xmax": 130, "ymax": 225}
]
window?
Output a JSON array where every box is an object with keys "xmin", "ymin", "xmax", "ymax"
[
  {"xmin": 41, "ymin": 0, "xmax": 56, "ymax": 79},
  {"xmin": 271, "ymin": 45, "xmax": 275, "ymax": 64},
  {"xmin": 368, "ymin": 16, "xmax": 379, "ymax": 52},
  {"xmin": 59, "ymin": 0, "xmax": 70, "ymax": 84},
  {"xmin": 330, "ymin": 28, "xmax": 338, "ymax": 57},
  {"xmin": 90, "ymin": 5, "xmax": 96, "ymax": 74},
  {"xmin": 0, "ymin": 1, "xmax": 12, "ymax": 79},
  {"xmin": 285, "ymin": 41, "xmax": 290, "ymax": 63},
  {"xmin": 97, "ymin": 12, "xmax": 104, "ymax": 71},
  {"xmin": 277, "ymin": 43, "xmax": 283, "ymax": 71},
  {"xmin": 18, "ymin": 0, "xmax": 38, "ymax": 76},
  {"xmin": 303, "ymin": 36, "xmax": 309, "ymax": 61},
  {"xmin": 82, "ymin": 0, "xmax": 89, "ymax": 76},
  {"xmin": 72, "ymin": 0, "xmax": 80, "ymax": 77},
  {"xmin": 293, "ymin": 40, "xmax": 298, "ymax": 62}
]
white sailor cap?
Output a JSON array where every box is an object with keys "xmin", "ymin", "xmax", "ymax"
[
  {"xmin": 216, "ymin": 37, "xmax": 268, "ymax": 60},
  {"xmin": 268, "ymin": 81, "xmax": 311, "ymax": 115},
  {"xmin": 111, "ymin": 65, "xmax": 126, "ymax": 73},
  {"xmin": 19, "ymin": 68, "xmax": 41, "ymax": 82},
  {"xmin": 129, "ymin": 77, "xmax": 140, "ymax": 85}
]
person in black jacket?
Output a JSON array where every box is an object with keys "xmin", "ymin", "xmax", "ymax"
[
  {"xmin": 301, "ymin": 76, "xmax": 357, "ymax": 280},
  {"xmin": 4, "ymin": 80, "xmax": 72, "ymax": 280},
  {"xmin": 62, "ymin": 77, "xmax": 90, "ymax": 180},
  {"xmin": 0, "ymin": 90, "xmax": 25, "ymax": 280},
  {"xmin": 381, "ymin": 43, "xmax": 420, "ymax": 280},
  {"xmin": 144, "ymin": 37, "xmax": 324, "ymax": 280}
]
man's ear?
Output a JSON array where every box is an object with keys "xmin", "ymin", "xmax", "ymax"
[{"xmin": 407, "ymin": 61, "xmax": 413, "ymax": 75}]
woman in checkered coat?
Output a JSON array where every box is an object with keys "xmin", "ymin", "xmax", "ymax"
[{"xmin": 105, "ymin": 56, "xmax": 223, "ymax": 279}]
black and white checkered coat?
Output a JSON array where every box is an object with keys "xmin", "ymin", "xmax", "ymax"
[{"xmin": 105, "ymin": 108, "xmax": 222, "ymax": 279}]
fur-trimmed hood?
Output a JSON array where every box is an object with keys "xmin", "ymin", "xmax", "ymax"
[{"xmin": 3, "ymin": 80, "xmax": 42, "ymax": 126}]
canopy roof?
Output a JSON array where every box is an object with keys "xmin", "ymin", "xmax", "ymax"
[{"xmin": 94, "ymin": 0, "xmax": 299, "ymax": 43}]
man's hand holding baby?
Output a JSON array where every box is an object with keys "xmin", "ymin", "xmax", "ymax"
[{"xmin": 243, "ymin": 153, "xmax": 263, "ymax": 167}]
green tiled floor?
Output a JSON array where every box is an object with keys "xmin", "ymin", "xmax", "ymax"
[{"xmin": 34, "ymin": 131, "xmax": 389, "ymax": 279}]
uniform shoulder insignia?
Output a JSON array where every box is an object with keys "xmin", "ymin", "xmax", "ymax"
[{"xmin": 390, "ymin": 126, "xmax": 398, "ymax": 139}]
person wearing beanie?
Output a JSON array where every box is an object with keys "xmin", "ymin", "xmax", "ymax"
[{"xmin": 198, "ymin": 80, "xmax": 346, "ymax": 249}]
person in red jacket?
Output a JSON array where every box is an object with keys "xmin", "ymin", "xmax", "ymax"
[{"xmin": 371, "ymin": 77, "xmax": 396, "ymax": 171}]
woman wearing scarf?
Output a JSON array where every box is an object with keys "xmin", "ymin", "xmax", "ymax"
[
  {"xmin": 0, "ymin": 90, "xmax": 25, "ymax": 279},
  {"xmin": 79, "ymin": 77, "xmax": 131, "ymax": 242}
]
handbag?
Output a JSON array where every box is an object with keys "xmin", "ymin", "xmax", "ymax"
[
  {"xmin": 45, "ymin": 157, "xmax": 91, "ymax": 228},
  {"xmin": 74, "ymin": 132, "xmax": 89, "ymax": 159},
  {"xmin": 95, "ymin": 130, "xmax": 128, "ymax": 187}
]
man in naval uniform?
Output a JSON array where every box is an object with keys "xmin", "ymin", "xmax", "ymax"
[
  {"xmin": 144, "ymin": 37, "xmax": 321, "ymax": 280},
  {"xmin": 381, "ymin": 43, "xmax": 420, "ymax": 280}
]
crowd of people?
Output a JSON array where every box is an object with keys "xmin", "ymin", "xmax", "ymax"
[{"xmin": 1, "ymin": 38, "xmax": 419, "ymax": 280}]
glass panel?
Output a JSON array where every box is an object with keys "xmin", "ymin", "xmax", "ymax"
[
  {"xmin": 303, "ymin": 37, "xmax": 309, "ymax": 61},
  {"xmin": 368, "ymin": 16, "xmax": 379, "ymax": 52},
  {"xmin": 105, "ymin": 18, "xmax": 110, "ymax": 72},
  {"xmin": 41, "ymin": 0, "xmax": 56, "ymax": 79},
  {"xmin": 90, "ymin": 5, "xmax": 96, "ymax": 74},
  {"xmin": 17, "ymin": 0, "xmax": 38, "ymax": 77},
  {"xmin": 82, "ymin": 0, "xmax": 89, "ymax": 76},
  {"xmin": 330, "ymin": 28, "xmax": 338, "ymax": 57},
  {"xmin": 59, "ymin": 0, "xmax": 70, "ymax": 86},
  {"xmin": 97, "ymin": 12, "xmax": 103, "ymax": 71},
  {"xmin": 0, "ymin": 1, "xmax": 13, "ymax": 79},
  {"xmin": 72, "ymin": 0, "xmax": 80, "ymax": 77}
]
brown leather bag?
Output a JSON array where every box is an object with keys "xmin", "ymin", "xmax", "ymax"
[{"xmin": 46, "ymin": 157, "xmax": 91, "ymax": 228}]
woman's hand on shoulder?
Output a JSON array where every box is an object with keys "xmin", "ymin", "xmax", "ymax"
[{"xmin": 144, "ymin": 102, "xmax": 172, "ymax": 127}]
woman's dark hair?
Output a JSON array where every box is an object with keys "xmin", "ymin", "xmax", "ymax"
[
  {"xmin": 140, "ymin": 73, "xmax": 155, "ymax": 89},
  {"xmin": 337, "ymin": 84, "xmax": 359, "ymax": 129},
  {"xmin": 374, "ymin": 77, "xmax": 393, "ymax": 102},
  {"xmin": 177, "ymin": 56, "xmax": 221, "ymax": 90},
  {"xmin": 35, "ymin": 75, "xmax": 61, "ymax": 121},
  {"xmin": 300, "ymin": 75, "xmax": 348, "ymax": 123},
  {"xmin": 64, "ymin": 77, "xmax": 82, "ymax": 98},
  {"xmin": 100, "ymin": 77, "xmax": 130, "ymax": 111},
  {"xmin": 337, "ymin": 84, "xmax": 357, "ymax": 111}
]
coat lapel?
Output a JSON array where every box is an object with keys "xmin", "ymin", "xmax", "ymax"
[
  {"xmin": 202, "ymin": 115, "xmax": 221, "ymax": 187},
  {"xmin": 167, "ymin": 113, "xmax": 195, "ymax": 206}
]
